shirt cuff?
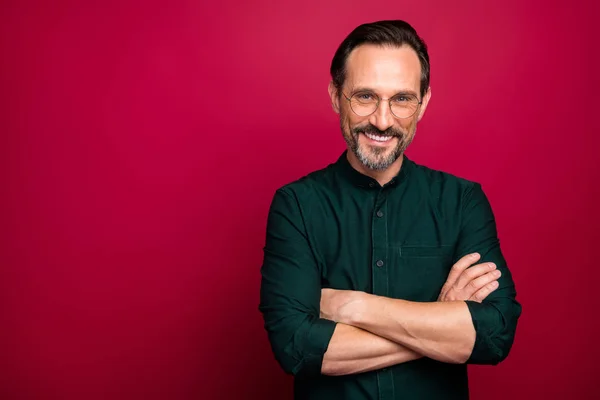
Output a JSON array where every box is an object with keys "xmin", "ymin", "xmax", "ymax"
[
  {"xmin": 290, "ymin": 318, "xmax": 337, "ymax": 377},
  {"xmin": 464, "ymin": 300, "xmax": 504, "ymax": 364}
]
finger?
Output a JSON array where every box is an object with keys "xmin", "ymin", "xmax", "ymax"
[
  {"xmin": 438, "ymin": 285, "xmax": 448, "ymax": 301},
  {"xmin": 455, "ymin": 262, "xmax": 497, "ymax": 290},
  {"xmin": 462, "ymin": 269, "xmax": 501, "ymax": 297},
  {"xmin": 444, "ymin": 253, "xmax": 481, "ymax": 290},
  {"xmin": 470, "ymin": 280, "xmax": 500, "ymax": 303}
]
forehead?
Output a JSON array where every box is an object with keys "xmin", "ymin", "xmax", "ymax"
[{"xmin": 345, "ymin": 44, "xmax": 422, "ymax": 94}]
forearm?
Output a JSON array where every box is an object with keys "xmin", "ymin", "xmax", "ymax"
[
  {"xmin": 322, "ymin": 323, "xmax": 422, "ymax": 376},
  {"xmin": 345, "ymin": 295, "xmax": 475, "ymax": 364}
]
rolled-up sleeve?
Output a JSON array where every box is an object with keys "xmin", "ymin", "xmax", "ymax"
[
  {"xmin": 456, "ymin": 183, "xmax": 522, "ymax": 365},
  {"xmin": 259, "ymin": 188, "xmax": 337, "ymax": 377}
]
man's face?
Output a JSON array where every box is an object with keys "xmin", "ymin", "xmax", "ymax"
[{"xmin": 329, "ymin": 44, "xmax": 431, "ymax": 171}]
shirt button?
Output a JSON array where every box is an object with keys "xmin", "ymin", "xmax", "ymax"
[
  {"xmin": 376, "ymin": 260, "xmax": 384, "ymax": 267},
  {"xmin": 376, "ymin": 210, "xmax": 384, "ymax": 218},
  {"xmin": 368, "ymin": 182, "xmax": 375, "ymax": 188}
]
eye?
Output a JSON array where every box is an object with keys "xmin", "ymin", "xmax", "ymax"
[
  {"xmin": 392, "ymin": 95, "xmax": 410, "ymax": 103},
  {"xmin": 354, "ymin": 92, "xmax": 376, "ymax": 102},
  {"xmin": 393, "ymin": 94, "xmax": 418, "ymax": 104}
]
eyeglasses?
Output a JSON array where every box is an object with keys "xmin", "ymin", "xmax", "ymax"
[{"xmin": 342, "ymin": 91, "xmax": 422, "ymax": 119}]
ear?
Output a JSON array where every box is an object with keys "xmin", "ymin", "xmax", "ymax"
[
  {"xmin": 416, "ymin": 86, "xmax": 432, "ymax": 122},
  {"xmin": 328, "ymin": 81, "xmax": 341, "ymax": 114}
]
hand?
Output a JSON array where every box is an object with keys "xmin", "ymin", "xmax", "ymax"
[
  {"xmin": 438, "ymin": 253, "xmax": 500, "ymax": 303},
  {"xmin": 320, "ymin": 288, "xmax": 362, "ymax": 323}
]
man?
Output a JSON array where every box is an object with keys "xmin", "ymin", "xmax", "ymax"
[{"xmin": 259, "ymin": 20, "xmax": 521, "ymax": 399}]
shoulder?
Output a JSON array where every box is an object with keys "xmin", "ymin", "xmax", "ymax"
[
  {"xmin": 273, "ymin": 161, "xmax": 338, "ymax": 201},
  {"xmin": 266, "ymin": 162, "xmax": 339, "ymax": 222},
  {"xmin": 408, "ymin": 158, "xmax": 486, "ymax": 211},
  {"xmin": 410, "ymin": 158, "xmax": 475, "ymax": 186}
]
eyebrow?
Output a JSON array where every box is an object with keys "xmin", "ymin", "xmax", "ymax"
[{"xmin": 351, "ymin": 87, "xmax": 419, "ymax": 98}]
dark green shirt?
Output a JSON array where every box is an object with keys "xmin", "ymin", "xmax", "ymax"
[{"xmin": 259, "ymin": 152, "xmax": 521, "ymax": 400}]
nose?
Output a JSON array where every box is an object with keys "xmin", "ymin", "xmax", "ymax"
[{"xmin": 369, "ymin": 99, "xmax": 395, "ymax": 132}]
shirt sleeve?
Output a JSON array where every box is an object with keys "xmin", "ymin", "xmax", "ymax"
[
  {"xmin": 456, "ymin": 183, "xmax": 522, "ymax": 365},
  {"xmin": 259, "ymin": 187, "xmax": 337, "ymax": 377}
]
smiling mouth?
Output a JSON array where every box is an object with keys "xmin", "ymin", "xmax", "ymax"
[{"xmin": 363, "ymin": 132, "xmax": 394, "ymax": 143}]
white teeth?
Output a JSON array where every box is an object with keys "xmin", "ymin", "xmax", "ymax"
[{"xmin": 365, "ymin": 132, "xmax": 392, "ymax": 142}]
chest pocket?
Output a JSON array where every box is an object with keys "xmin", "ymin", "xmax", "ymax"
[{"xmin": 392, "ymin": 245, "xmax": 454, "ymax": 302}]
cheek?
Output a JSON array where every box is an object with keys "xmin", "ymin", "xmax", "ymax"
[
  {"xmin": 344, "ymin": 111, "xmax": 369, "ymax": 131},
  {"xmin": 340, "ymin": 109, "xmax": 358, "ymax": 133},
  {"xmin": 398, "ymin": 118, "xmax": 417, "ymax": 134}
]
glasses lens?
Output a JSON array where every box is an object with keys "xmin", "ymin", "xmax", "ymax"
[
  {"xmin": 390, "ymin": 94, "xmax": 419, "ymax": 118},
  {"xmin": 350, "ymin": 93, "xmax": 378, "ymax": 116}
]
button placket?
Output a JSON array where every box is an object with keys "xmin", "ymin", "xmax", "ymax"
[
  {"xmin": 371, "ymin": 189, "xmax": 388, "ymax": 296},
  {"xmin": 371, "ymin": 190, "xmax": 393, "ymax": 399}
]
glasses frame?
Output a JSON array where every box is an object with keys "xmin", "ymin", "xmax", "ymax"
[{"xmin": 342, "ymin": 91, "xmax": 423, "ymax": 119}]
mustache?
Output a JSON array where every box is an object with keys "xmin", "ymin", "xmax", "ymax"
[{"xmin": 352, "ymin": 124, "xmax": 403, "ymax": 137}]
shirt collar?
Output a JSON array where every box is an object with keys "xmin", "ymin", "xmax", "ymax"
[{"xmin": 335, "ymin": 150, "xmax": 412, "ymax": 189}]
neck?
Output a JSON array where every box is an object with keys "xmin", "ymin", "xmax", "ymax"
[{"xmin": 346, "ymin": 151, "xmax": 404, "ymax": 186}]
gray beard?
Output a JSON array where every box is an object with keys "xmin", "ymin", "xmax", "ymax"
[{"xmin": 343, "ymin": 128, "xmax": 414, "ymax": 171}]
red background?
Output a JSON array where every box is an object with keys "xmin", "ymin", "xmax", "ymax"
[{"xmin": 2, "ymin": 0, "xmax": 599, "ymax": 399}]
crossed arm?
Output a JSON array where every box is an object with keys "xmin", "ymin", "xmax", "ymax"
[
  {"xmin": 320, "ymin": 253, "xmax": 500, "ymax": 375},
  {"xmin": 259, "ymin": 185, "xmax": 521, "ymax": 378}
]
